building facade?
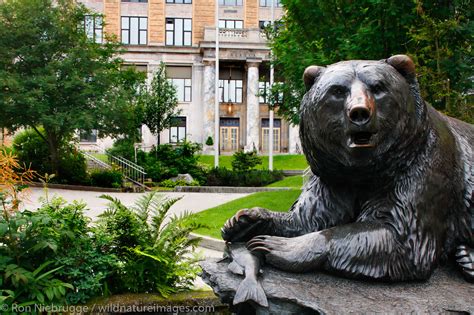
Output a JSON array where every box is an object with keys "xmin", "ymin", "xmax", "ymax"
[{"xmin": 79, "ymin": 0, "xmax": 301, "ymax": 154}]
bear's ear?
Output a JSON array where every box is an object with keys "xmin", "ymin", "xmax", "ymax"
[
  {"xmin": 303, "ymin": 66, "xmax": 325, "ymax": 92},
  {"xmin": 385, "ymin": 54, "xmax": 416, "ymax": 80}
]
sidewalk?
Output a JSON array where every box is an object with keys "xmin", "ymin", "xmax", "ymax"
[{"xmin": 22, "ymin": 187, "xmax": 249, "ymax": 221}]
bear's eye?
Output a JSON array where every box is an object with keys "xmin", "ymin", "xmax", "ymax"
[
  {"xmin": 371, "ymin": 83, "xmax": 386, "ymax": 96},
  {"xmin": 329, "ymin": 86, "xmax": 347, "ymax": 99}
]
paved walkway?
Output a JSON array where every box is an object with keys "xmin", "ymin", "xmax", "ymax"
[{"xmin": 22, "ymin": 187, "xmax": 249, "ymax": 221}]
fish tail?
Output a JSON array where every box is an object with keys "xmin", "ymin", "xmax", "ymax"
[{"xmin": 233, "ymin": 277, "xmax": 268, "ymax": 307}]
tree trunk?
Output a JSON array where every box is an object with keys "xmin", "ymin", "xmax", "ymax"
[{"xmin": 45, "ymin": 129, "xmax": 61, "ymax": 177}]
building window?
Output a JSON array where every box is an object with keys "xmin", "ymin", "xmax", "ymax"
[
  {"xmin": 261, "ymin": 119, "xmax": 281, "ymax": 152},
  {"xmin": 121, "ymin": 16, "xmax": 148, "ymax": 45},
  {"xmin": 166, "ymin": 66, "xmax": 192, "ymax": 102},
  {"xmin": 79, "ymin": 130, "xmax": 98, "ymax": 143},
  {"xmin": 218, "ymin": 20, "xmax": 243, "ymax": 29},
  {"xmin": 259, "ymin": 0, "xmax": 281, "ymax": 7},
  {"xmin": 169, "ymin": 117, "xmax": 186, "ymax": 143},
  {"xmin": 169, "ymin": 78, "xmax": 192, "ymax": 102},
  {"xmin": 219, "ymin": 0, "xmax": 242, "ymax": 5},
  {"xmin": 166, "ymin": 0, "xmax": 191, "ymax": 3},
  {"xmin": 84, "ymin": 15, "xmax": 103, "ymax": 43},
  {"xmin": 166, "ymin": 18, "xmax": 192, "ymax": 46},
  {"xmin": 219, "ymin": 80, "xmax": 243, "ymax": 103},
  {"xmin": 259, "ymin": 81, "xmax": 270, "ymax": 103},
  {"xmin": 259, "ymin": 20, "xmax": 271, "ymax": 30}
]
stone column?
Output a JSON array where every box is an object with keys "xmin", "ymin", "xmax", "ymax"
[
  {"xmin": 289, "ymin": 123, "xmax": 302, "ymax": 154},
  {"xmin": 245, "ymin": 61, "xmax": 260, "ymax": 152},
  {"xmin": 202, "ymin": 60, "xmax": 216, "ymax": 154}
]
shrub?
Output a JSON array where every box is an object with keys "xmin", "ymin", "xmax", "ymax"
[
  {"xmin": 205, "ymin": 136, "xmax": 213, "ymax": 146},
  {"xmin": 145, "ymin": 141, "xmax": 206, "ymax": 183},
  {"xmin": 159, "ymin": 179, "xmax": 199, "ymax": 188},
  {"xmin": 13, "ymin": 128, "xmax": 89, "ymax": 185},
  {"xmin": 231, "ymin": 150, "xmax": 262, "ymax": 172},
  {"xmin": 206, "ymin": 167, "xmax": 284, "ymax": 187},
  {"xmin": 107, "ymin": 138, "xmax": 146, "ymax": 163},
  {"xmin": 90, "ymin": 169, "xmax": 123, "ymax": 188},
  {"xmin": 97, "ymin": 192, "xmax": 203, "ymax": 296}
]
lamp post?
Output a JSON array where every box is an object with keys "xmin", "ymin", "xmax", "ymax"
[
  {"xmin": 214, "ymin": 0, "xmax": 220, "ymax": 168},
  {"xmin": 268, "ymin": 0, "xmax": 275, "ymax": 170}
]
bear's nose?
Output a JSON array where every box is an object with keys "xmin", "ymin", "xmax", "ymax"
[{"xmin": 348, "ymin": 105, "xmax": 372, "ymax": 126}]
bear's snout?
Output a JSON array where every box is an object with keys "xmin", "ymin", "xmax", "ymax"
[{"xmin": 349, "ymin": 106, "xmax": 371, "ymax": 126}]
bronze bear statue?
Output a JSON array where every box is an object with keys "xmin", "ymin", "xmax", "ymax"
[{"xmin": 222, "ymin": 55, "xmax": 474, "ymax": 281}]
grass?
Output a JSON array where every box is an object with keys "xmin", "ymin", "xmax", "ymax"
[
  {"xmin": 91, "ymin": 153, "xmax": 108, "ymax": 163},
  {"xmin": 191, "ymin": 189, "xmax": 301, "ymax": 239},
  {"xmin": 266, "ymin": 175, "xmax": 303, "ymax": 188},
  {"xmin": 198, "ymin": 154, "xmax": 308, "ymax": 170}
]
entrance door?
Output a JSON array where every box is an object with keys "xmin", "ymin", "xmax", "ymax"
[
  {"xmin": 261, "ymin": 127, "xmax": 280, "ymax": 153},
  {"xmin": 220, "ymin": 127, "xmax": 239, "ymax": 152}
]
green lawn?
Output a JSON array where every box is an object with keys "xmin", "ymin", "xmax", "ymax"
[
  {"xmin": 191, "ymin": 189, "xmax": 301, "ymax": 239},
  {"xmin": 91, "ymin": 153, "xmax": 108, "ymax": 163},
  {"xmin": 198, "ymin": 154, "xmax": 308, "ymax": 170},
  {"xmin": 266, "ymin": 175, "xmax": 303, "ymax": 188}
]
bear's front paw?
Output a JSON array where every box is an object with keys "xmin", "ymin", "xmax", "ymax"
[
  {"xmin": 247, "ymin": 232, "xmax": 328, "ymax": 272},
  {"xmin": 456, "ymin": 245, "xmax": 474, "ymax": 282},
  {"xmin": 221, "ymin": 207, "xmax": 271, "ymax": 242}
]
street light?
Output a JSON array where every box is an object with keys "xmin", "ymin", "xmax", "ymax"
[{"xmin": 214, "ymin": 0, "xmax": 220, "ymax": 168}]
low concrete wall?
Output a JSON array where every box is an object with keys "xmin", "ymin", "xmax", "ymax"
[
  {"xmin": 190, "ymin": 233, "xmax": 225, "ymax": 252},
  {"xmin": 28, "ymin": 182, "xmax": 122, "ymax": 193},
  {"xmin": 174, "ymin": 186, "xmax": 291, "ymax": 193},
  {"xmin": 282, "ymin": 170, "xmax": 304, "ymax": 176}
]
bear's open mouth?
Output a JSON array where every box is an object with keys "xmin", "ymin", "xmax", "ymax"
[{"xmin": 349, "ymin": 132, "xmax": 376, "ymax": 148}]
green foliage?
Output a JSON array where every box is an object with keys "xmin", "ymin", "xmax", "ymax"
[
  {"xmin": 206, "ymin": 167, "xmax": 284, "ymax": 187},
  {"xmin": 0, "ymin": 0, "xmax": 145, "ymax": 177},
  {"xmin": 205, "ymin": 136, "xmax": 214, "ymax": 146},
  {"xmin": 97, "ymin": 192, "xmax": 203, "ymax": 296},
  {"xmin": 231, "ymin": 150, "xmax": 263, "ymax": 172},
  {"xmin": 90, "ymin": 169, "xmax": 123, "ymax": 188},
  {"xmin": 140, "ymin": 62, "xmax": 181, "ymax": 143},
  {"xmin": 13, "ymin": 128, "xmax": 89, "ymax": 185},
  {"xmin": 159, "ymin": 179, "xmax": 199, "ymax": 188},
  {"xmin": 145, "ymin": 142, "xmax": 205, "ymax": 183},
  {"xmin": 272, "ymin": 0, "xmax": 473, "ymax": 123},
  {"xmin": 36, "ymin": 198, "xmax": 117, "ymax": 304}
]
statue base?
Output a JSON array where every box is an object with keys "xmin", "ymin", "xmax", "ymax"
[{"xmin": 200, "ymin": 258, "xmax": 473, "ymax": 314}]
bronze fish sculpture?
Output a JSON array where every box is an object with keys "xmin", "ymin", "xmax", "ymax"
[{"xmin": 223, "ymin": 243, "xmax": 268, "ymax": 307}]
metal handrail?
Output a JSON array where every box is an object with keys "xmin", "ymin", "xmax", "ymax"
[
  {"xmin": 79, "ymin": 144, "xmax": 147, "ymax": 187},
  {"xmin": 107, "ymin": 154, "xmax": 146, "ymax": 185}
]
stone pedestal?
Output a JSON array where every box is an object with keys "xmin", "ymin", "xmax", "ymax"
[
  {"xmin": 201, "ymin": 258, "xmax": 473, "ymax": 315},
  {"xmin": 203, "ymin": 60, "xmax": 216, "ymax": 154},
  {"xmin": 245, "ymin": 61, "xmax": 260, "ymax": 152}
]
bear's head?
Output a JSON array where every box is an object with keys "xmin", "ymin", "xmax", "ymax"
[{"xmin": 300, "ymin": 55, "xmax": 428, "ymax": 182}]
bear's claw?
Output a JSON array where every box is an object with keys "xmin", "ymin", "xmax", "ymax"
[{"xmin": 455, "ymin": 245, "xmax": 474, "ymax": 282}]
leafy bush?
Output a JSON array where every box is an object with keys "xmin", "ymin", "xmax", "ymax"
[
  {"xmin": 106, "ymin": 138, "xmax": 144, "ymax": 162},
  {"xmin": 90, "ymin": 169, "xmax": 123, "ymax": 188},
  {"xmin": 159, "ymin": 179, "xmax": 199, "ymax": 188},
  {"xmin": 97, "ymin": 192, "xmax": 203, "ymax": 296},
  {"xmin": 231, "ymin": 150, "xmax": 262, "ymax": 172},
  {"xmin": 206, "ymin": 167, "xmax": 284, "ymax": 187},
  {"xmin": 145, "ymin": 142, "xmax": 206, "ymax": 183},
  {"xmin": 13, "ymin": 128, "xmax": 89, "ymax": 185},
  {"xmin": 1, "ymin": 152, "xmax": 202, "ymax": 306},
  {"xmin": 35, "ymin": 198, "xmax": 117, "ymax": 304},
  {"xmin": 205, "ymin": 136, "xmax": 213, "ymax": 146}
]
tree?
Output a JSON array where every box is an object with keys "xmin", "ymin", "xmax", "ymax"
[
  {"xmin": 271, "ymin": 0, "xmax": 473, "ymax": 124},
  {"xmin": 140, "ymin": 62, "xmax": 181, "ymax": 146},
  {"xmin": 0, "ymin": 0, "xmax": 145, "ymax": 177}
]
